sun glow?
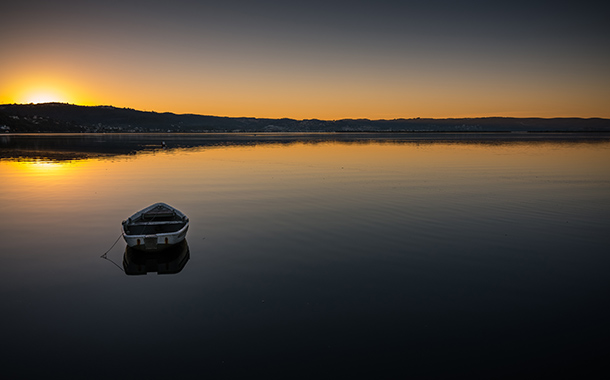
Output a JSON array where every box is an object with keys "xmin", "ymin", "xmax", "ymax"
[
  {"xmin": 1, "ymin": 77, "xmax": 80, "ymax": 105},
  {"xmin": 22, "ymin": 90, "xmax": 68, "ymax": 104}
]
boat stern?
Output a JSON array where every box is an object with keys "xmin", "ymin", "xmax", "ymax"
[{"xmin": 123, "ymin": 223, "xmax": 189, "ymax": 251}]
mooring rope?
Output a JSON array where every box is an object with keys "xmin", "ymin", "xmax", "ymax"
[
  {"xmin": 100, "ymin": 232, "xmax": 125, "ymax": 272},
  {"xmin": 100, "ymin": 233, "xmax": 123, "ymax": 258}
]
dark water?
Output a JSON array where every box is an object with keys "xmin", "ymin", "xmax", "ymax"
[{"xmin": 1, "ymin": 134, "xmax": 609, "ymax": 378}]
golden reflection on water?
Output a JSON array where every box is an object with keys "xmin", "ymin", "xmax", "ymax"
[
  {"xmin": 1, "ymin": 138, "xmax": 609, "ymax": 220},
  {"xmin": 2, "ymin": 140, "xmax": 609, "ymax": 198},
  {"xmin": 5, "ymin": 159, "xmax": 76, "ymax": 175},
  {"xmin": 2, "ymin": 158, "xmax": 104, "ymax": 194}
]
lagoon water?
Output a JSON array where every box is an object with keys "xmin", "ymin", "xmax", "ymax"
[{"xmin": 1, "ymin": 133, "xmax": 609, "ymax": 378}]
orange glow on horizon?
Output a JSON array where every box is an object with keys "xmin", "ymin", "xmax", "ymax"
[
  {"xmin": 1, "ymin": 73, "xmax": 608, "ymax": 120},
  {"xmin": 1, "ymin": 57, "xmax": 608, "ymax": 119}
]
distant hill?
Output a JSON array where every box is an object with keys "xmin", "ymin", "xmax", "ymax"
[{"xmin": 1, "ymin": 103, "xmax": 609, "ymax": 133}]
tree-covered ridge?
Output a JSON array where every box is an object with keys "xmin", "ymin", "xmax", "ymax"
[{"xmin": 1, "ymin": 103, "xmax": 609, "ymax": 133}]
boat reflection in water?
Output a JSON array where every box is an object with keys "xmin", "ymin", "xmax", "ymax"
[{"xmin": 122, "ymin": 239, "xmax": 190, "ymax": 275}]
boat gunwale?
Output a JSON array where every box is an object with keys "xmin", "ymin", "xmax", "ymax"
[
  {"xmin": 122, "ymin": 221, "xmax": 189, "ymax": 239},
  {"xmin": 125, "ymin": 202, "xmax": 186, "ymax": 219}
]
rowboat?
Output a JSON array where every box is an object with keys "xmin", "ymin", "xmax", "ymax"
[{"xmin": 122, "ymin": 203, "xmax": 189, "ymax": 251}]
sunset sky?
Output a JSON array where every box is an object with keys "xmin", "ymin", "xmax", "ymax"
[{"xmin": 1, "ymin": 0, "xmax": 608, "ymax": 119}]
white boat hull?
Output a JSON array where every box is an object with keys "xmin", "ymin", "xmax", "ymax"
[{"xmin": 123, "ymin": 224, "xmax": 189, "ymax": 251}]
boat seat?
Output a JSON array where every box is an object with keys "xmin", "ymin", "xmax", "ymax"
[
  {"xmin": 142, "ymin": 211, "xmax": 175, "ymax": 219},
  {"xmin": 129, "ymin": 220, "xmax": 184, "ymax": 226}
]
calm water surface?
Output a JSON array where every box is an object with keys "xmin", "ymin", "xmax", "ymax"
[{"xmin": 1, "ymin": 134, "xmax": 609, "ymax": 378}]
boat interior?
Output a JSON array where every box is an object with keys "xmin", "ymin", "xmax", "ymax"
[{"xmin": 123, "ymin": 206, "xmax": 188, "ymax": 235}]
